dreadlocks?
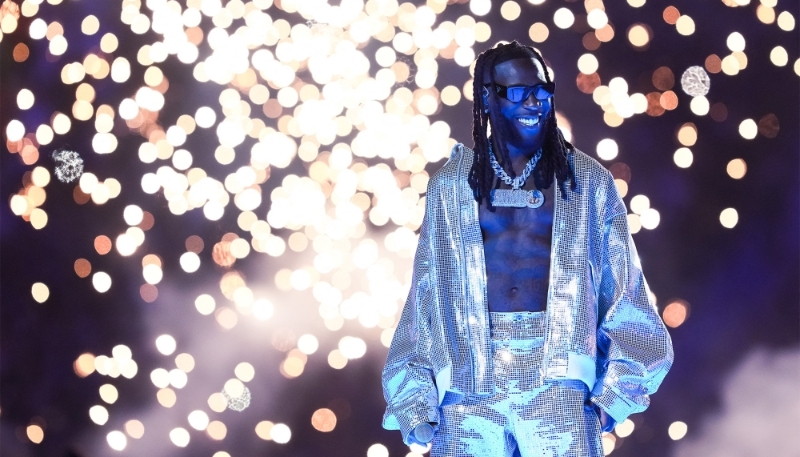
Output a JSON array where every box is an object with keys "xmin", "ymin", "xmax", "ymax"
[{"xmin": 468, "ymin": 41, "xmax": 576, "ymax": 208}]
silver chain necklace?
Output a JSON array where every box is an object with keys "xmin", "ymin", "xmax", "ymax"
[
  {"xmin": 488, "ymin": 144, "xmax": 541, "ymax": 190},
  {"xmin": 488, "ymin": 143, "xmax": 546, "ymax": 208}
]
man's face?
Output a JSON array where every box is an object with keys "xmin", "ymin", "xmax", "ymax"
[{"xmin": 484, "ymin": 57, "xmax": 553, "ymax": 152}]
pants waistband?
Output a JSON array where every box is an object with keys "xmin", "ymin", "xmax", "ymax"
[{"xmin": 489, "ymin": 311, "xmax": 546, "ymax": 340}]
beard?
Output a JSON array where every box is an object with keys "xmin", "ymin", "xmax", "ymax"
[{"xmin": 488, "ymin": 109, "xmax": 552, "ymax": 155}]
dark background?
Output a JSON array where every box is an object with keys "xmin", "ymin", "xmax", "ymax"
[{"xmin": 2, "ymin": 0, "xmax": 798, "ymax": 456}]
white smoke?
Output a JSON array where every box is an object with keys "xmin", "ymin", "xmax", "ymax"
[{"xmin": 673, "ymin": 346, "xmax": 800, "ymax": 457}]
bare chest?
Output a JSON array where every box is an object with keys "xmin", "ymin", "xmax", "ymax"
[{"xmin": 478, "ymin": 185, "xmax": 555, "ymax": 312}]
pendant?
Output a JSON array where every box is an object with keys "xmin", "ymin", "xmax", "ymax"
[{"xmin": 490, "ymin": 189, "xmax": 545, "ymax": 208}]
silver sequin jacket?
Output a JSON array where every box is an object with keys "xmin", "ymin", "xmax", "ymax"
[{"xmin": 382, "ymin": 144, "xmax": 674, "ymax": 444}]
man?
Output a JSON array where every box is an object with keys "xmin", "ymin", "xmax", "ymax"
[{"xmin": 382, "ymin": 41, "xmax": 673, "ymax": 456}]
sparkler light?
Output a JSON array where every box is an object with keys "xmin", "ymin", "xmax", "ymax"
[
  {"xmin": 51, "ymin": 148, "xmax": 84, "ymax": 183},
  {"xmin": 223, "ymin": 383, "xmax": 252, "ymax": 412},
  {"xmin": 1, "ymin": 0, "xmax": 797, "ymax": 455},
  {"xmin": 680, "ymin": 66, "xmax": 711, "ymax": 97}
]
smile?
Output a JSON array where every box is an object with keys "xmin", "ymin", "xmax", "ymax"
[{"xmin": 516, "ymin": 116, "xmax": 540, "ymax": 127}]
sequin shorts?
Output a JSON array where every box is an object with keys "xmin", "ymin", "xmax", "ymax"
[{"xmin": 431, "ymin": 311, "xmax": 603, "ymax": 457}]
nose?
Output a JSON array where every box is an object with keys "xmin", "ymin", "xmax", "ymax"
[{"xmin": 522, "ymin": 92, "xmax": 541, "ymax": 107}]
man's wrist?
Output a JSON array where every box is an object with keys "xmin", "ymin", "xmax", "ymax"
[{"xmin": 593, "ymin": 404, "xmax": 617, "ymax": 433}]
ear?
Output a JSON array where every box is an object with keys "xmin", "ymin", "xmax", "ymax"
[{"xmin": 481, "ymin": 86, "xmax": 490, "ymax": 110}]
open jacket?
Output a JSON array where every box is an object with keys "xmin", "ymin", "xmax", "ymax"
[{"xmin": 382, "ymin": 144, "xmax": 674, "ymax": 444}]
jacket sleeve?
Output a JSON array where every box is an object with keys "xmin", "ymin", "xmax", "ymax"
[
  {"xmin": 381, "ymin": 211, "xmax": 440, "ymax": 445},
  {"xmin": 590, "ymin": 171, "xmax": 674, "ymax": 424}
]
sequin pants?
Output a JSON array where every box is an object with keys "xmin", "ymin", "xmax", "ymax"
[{"xmin": 431, "ymin": 312, "xmax": 603, "ymax": 457}]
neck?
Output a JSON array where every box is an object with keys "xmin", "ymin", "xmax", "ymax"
[{"xmin": 493, "ymin": 137, "xmax": 543, "ymax": 175}]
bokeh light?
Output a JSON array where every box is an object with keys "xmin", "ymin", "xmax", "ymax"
[
  {"xmin": 107, "ymin": 430, "xmax": 127, "ymax": 450},
  {"xmin": 125, "ymin": 420, "xmax": 145, "ymax": 439},
  {"xmin": 615, "ymin": 419, "xmax": 635, "ymax": 437},
  {"xmin": 668, "ymin": 421, "xmax": 688, "ymax": 440},
  {"xmin": 2, "ymin": 0, "xmax": 795, "ymax": 455},
  {"xmin": 155, "ymin": 335, "xmax": 176, "ymax": 356},
  {"xmin": 92, "ymin": 272, "xmax": 112, "ymax": 293},
  {"xmin": 726, "ymin": 159, "xmax": 747, "ymax": 179},
  {"xmin": 596, "ymin": 139, "xmax": 618, "ymax": 161},
  {"xmin": 673, "ymin": 148, "xmax": 693, "ymax": 168},
  {"xmin": 738, "ymin": 119, "xmax": 758, "ymax": 139},
  {"xmin": 169, "ymin": 427, "xmax": 190, "ymax": 447},
  {"xmin": 367, "ymin": 443, "xmax": 390, "ymax": 457},
  {"xmin": 553, "ymin": 8, "xmax": 575, "ymax": 29},
  {"xmin": 27, "ymin": 425, "xmax": 44, "ymax": 444},
  {"xmin": 31, "ymin": 282, "xmax": 49, "ymax": 303},
  {"xmin": 270, "ymin": 423, "xmax": 291, "ymax": 443},
  {"xmin": 720, "ymin": 208, "xmax": 739, "ymax": 228},
  {"xmin": 663, "ymin": 300, "xmax": 689, "ymax": 328},
  {"xmin": 311, "ymin": 408, "xmax": 337, "ymax": 432}
]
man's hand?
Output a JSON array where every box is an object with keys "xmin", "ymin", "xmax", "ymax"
[
  {"xmin": 410, "ymin": 423, "xmax": 435, "ymax": 445},
  {"xmin": 598, "ymin": 407, "xmax": 616, "ymax": 433},
  {"xmin": 587, "ymin": 401, "xmax": 616, "ymax": 433}
]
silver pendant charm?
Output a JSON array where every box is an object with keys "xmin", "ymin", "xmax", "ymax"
[{"xmin": 491, "ymin": 189, "xmax": 545, "ymax": 208}]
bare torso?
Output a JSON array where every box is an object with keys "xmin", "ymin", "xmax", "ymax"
[{"xmin": 479, "ymin": 183, "xmax": 555, "ymax": 312}]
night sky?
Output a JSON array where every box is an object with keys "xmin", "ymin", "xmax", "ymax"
[{"xmin": 1, "ymin": 0, "xmax": 798, "ymax": 456}]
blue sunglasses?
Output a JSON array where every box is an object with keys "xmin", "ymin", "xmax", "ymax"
[{"xmin": 487, "ymin": 82, "xmax": 555, "ymax": 103}]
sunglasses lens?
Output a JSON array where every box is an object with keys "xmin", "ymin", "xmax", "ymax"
[
  {"xmin": 534, "ymin": 86, "xmax": 553, "ymax": 100},
  {"xmin": 506, "ymin": 87, "xmax": 527, "ymax": 103},
  {"xmin": 503, "ymin": 85, "xmax": 552, "ymax": 102}
]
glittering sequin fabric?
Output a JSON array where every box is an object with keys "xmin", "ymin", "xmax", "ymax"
[
  {"xmin": 382, "ymin": 144, "xmax": 673, "ymax": 446},
  {"xmin": 432, "ymin": 312, "xmax": 602, "ymax": 457}
]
